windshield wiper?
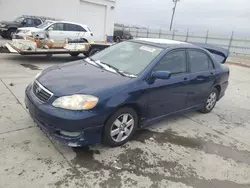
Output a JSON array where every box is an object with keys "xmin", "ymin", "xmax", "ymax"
[
  {"xmin": 100, "ymin": 62, "xmax": 128, "ymax": 77},
  {"xmin": 84, "ymin": 57, "xmax": 103, "ymax": 69}
]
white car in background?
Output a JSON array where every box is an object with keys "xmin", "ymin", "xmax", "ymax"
[{"xmin": 14, "ymin": 20, "xmax": 93, "ymax": 42}]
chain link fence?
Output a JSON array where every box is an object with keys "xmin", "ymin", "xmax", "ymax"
[{"xmin": 115, "ymin": 23, "xmax": 250, "ymax": 56}]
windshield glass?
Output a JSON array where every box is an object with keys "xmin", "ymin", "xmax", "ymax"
[
  {"xmin": 37, "ymin": 21, "xmax": 53, "ymax": 29},
  {"xmin": 91, "ymin": 41, "xmax": 163, "ymax": 75},
  {"xmin": 14, "ymin": 17, "xmax": 24, "ymax": 23}
]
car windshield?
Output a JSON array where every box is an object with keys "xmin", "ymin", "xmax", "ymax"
[
  {"xmin": 14, "ymin": 17, "xmax": 24, "ymax": 23},
  {"xmin": 37, "ymin": 21, "xmax": 53, "ymax": 29},
  {"xmin": 91, "ymin": 41, "xmax": 163, "ymax": 75}
]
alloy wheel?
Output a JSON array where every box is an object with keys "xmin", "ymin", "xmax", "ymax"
[
  {"xmin": 110, "ymin": 113, "xmax": 134, "ymax": 143},
  {"xmin": 206, "ymin": 92, "xmax": 217, "ymax": 110}
]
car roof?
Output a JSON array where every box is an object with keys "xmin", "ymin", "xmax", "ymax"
[
  {"xmin": 21, "ymin": 15, "xmax": 61, "ymax": 22},
  {"xmin": 134, "ymin": 38, "xmax": 195, "ymax": 49},
  {"xmin": 53, "ymin": 20, "xmax": 88, "ymax": 28}
]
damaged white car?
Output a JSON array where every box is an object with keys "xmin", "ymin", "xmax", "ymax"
[{"xmin": 13, "ymin": 20, "xmax": 94, "ymax": 43}]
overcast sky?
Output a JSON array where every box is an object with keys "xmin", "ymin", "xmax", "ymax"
[{"xmin": 115, "ymin": 0, "xmax": 250, "ymax": 36}]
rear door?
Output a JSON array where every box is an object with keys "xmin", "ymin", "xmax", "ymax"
[{"xmin": 186, "ymin": 49, "xmax": 216, "ymax": 107}]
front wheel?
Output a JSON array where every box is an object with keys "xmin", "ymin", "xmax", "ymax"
[
  {"xmin": 199, "ymin": 89, "xmax": 218, "ymax": 113},
  {"xmin": 103, "ymin": 107, "xmax": 138, "ymax": 147},
  {"xmin": 70, "ymin": 52, "xmax": 80, "ymax": 57},
  {"xmin": 7, "ymin": 29, "xmax": 16, "ymax": 39}
]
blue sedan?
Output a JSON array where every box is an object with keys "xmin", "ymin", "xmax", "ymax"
[{"xmin": 25, "ymin": 38, "xmax": 229, "ymax": 147}]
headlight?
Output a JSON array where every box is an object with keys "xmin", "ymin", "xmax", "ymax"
[
  {"xmin": 0, "ymin": 24, "xmax": 6, "ymax": 27},
  {"xmin": 35, "ymin": 71, "xmax": 42, "ymax": 79},
  {"xmin": 22, "ymin": 30, "xmax": 30, "ymax": 34},
  {"xmin": 52, "ymin": 94, "xmax": 99, "ymax": 110}
]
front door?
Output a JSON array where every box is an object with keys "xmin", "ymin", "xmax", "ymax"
[
  {"xmin": 147, "ymin": 50, "xmax": 189, "ymax": 118},
  {"xmin": 186, "ymin": 49, "xmax": 216, "ymax": 107},
  {"xmin": 47, "ymin": 23, "xmax": 66, "ymax": 43}
]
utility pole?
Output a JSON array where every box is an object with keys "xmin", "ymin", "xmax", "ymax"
[{"xmin": 169, "ymin": 0, "xmax": 180, "ymax": 31}]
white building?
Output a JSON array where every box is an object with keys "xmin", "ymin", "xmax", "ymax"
[{"xmin": 0, "ymin": 0, "xmax": 116, "ymax": 41}]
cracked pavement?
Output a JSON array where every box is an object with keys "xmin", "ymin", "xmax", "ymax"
[{"xmin": 0, "ymin": 38, "xmax": 250, "ymax": 188}]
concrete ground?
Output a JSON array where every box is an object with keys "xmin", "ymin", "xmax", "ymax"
[{"xmin": 0, "ymin": 37, "xmax": 250, "ymax": 188}]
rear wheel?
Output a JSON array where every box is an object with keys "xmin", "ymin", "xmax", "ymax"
[
  {"xmin": 116, "ymin": 37, "xmax": 121, "ymax": 43},
  {"xmin": 88, "ymin": 48, "xmax": 100, "ymax": 56},
  {"xmin": 70, "ymin": 52, "xmax": 80, "ymax": 57},
  {"xmin": 199, "ymin": 88, "xmax": 218, "ymax": 113},
  {"xmin": 7, "ymin": 28, "xmax": 16, "ymax": 39},
  {"xmin": 103, "ymin": 107, "xmax": 138, "ymax": 147}
]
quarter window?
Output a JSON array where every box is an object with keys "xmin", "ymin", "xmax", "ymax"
[
  {"xmin": 189, "ymin": 50, "xmax": 213, "ymax": 72},
  {"xmin": 34, "ymin": 19, "xmax": 42, "ymax": 26},
  {"xmin": 153, "ymin": 50, "xmax": 187, "ymax": 74}
]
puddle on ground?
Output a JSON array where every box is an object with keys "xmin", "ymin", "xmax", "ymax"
[
  {"xmin": 55, "ymin": 132, "xmax": 250, "ymax": 188},
  {"xmin": 134, "ymin": 129, "xmax": 201, "ymax": 148},
  {"xmin": 133, "ymin": 129, "xmax": 250, "ymax": 165},
  {"xmin": 20, "ymin": 63, "xmax": 41, "ymax": 70}
]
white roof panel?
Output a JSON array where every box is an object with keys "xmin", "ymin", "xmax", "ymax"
[{"xmin": 136, "ymin": 38, "xmax": 188, "ymax": 45}]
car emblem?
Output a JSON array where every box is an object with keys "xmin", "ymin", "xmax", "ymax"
[{"xmin": 36, "ymin": 87, "xmax": 42, "ymax": 94}]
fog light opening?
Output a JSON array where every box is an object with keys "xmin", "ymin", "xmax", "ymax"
[{"xmin": 60, "ymin": 131, "xmax": 82, "ymax": 137}]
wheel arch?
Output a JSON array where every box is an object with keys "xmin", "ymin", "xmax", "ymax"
[
  {"xmin": 103, "ymin": 103, "xmax": 142, "ymax": 130},
  {"xmin": 214, "ymin": 85, "xmax": 221, "ymax": 99}
]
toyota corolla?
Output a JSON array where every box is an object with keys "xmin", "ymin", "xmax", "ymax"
[{"xmin": 25, "ymin": 38, "xmax": 229, "ymax": 147}]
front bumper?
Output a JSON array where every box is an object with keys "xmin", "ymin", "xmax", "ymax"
[{"xmin": 25, "ymin": 84, "xmax": 107, "ymax": 147}]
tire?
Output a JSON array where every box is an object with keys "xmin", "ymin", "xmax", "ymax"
[
  {"xmin": 103, "ymin": 107, "xmax": 138, "ymax": 147},
  {"xmin": 7, "ymin": 28, "xmax": 16, "ymax": 39},
  {"xmin": 70, "ymin": 52, "xmax": 80, "ymax": 57},
  {"xmin": 0, "ymin": 33, "xmax": 7, "ymax": 38},
  {"xmin": 116, "ymin": 37, "xmax": 121, "ymax": 43},
  {"xmin": 199, "ymin": 88, "xmax": 219, "ymax": 113},
  {"xmin": 89, "ymin": 48, "xmax": 100, "ymax": 56}
]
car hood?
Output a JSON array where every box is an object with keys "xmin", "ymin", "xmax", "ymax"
[
  {"xmin": 18, "ymin": 27, "xmax": 42, "ymax": 32},
  {"xmin": 1, "ymin": 21, "xmax": 19, "ymax": 26},
  {"xmin": 37, "ymin": 60, "xmax": 131, "ymax": 97}
]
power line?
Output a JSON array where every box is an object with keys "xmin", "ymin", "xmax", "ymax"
[{"xmin": 169, "ymin": 0, "xmax": 180, "ymax": 31}]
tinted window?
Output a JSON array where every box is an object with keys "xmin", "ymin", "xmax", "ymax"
[
  {"xmin": 189, "ymin": 50, "xmax": 212, "ymax": 72},
  {"xmin": 48, "ymin": 23, "xmax": 64, "ymax": 31},
  {"xmin": 123, "ymin": 31, "xmax": 131, "ymax": 36},
  {"xmin": 153, "ymin": 50, "xmax": 187, "ymax": 74},
  {"xmin": 34, "ymin": 19, "xmax": 42, "ymax": 26},
  {"xmin": 76, "ymin": 25, "xmax": 86, "ymax": 32},
  {"xmin": 24, "ymin": 18, "xmax": 34, "ymax": 25},
  {"xmin": 114, "ymin": 30, "xmax": 123, "ymax": 36}
]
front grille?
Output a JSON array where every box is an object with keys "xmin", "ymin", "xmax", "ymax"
[{"xmin": 33, "ymin": 81, "xmax": 53, "ymax": 102}]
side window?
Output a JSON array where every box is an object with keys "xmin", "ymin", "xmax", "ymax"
[
  {"xmin": 34, "ymin": 19, "xmax": 42, "ymax": 26},
  {"xmin": 24, "ymin": 18, "xmax": 34, "ymax": 25},
  {"xmin": 48, "ymin": 23, "xmax": 64, "ymax": 31},
  {"xmin": 153, "ymin": 50, "xmax": 187, "ymax": 74},
  {"xmin": 189, "ymin": 50, "xmax": 212, "ymax": 72},
  {"xmin": 76, "ymin": 25, "xmax": 86, "ymax": 32},
  {"xmin": 65, "ymin": 24, "xmax": 78, "ymax": 31}
]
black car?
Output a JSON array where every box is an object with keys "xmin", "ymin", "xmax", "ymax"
[
  {"xmin": 0, "ymin": 15, "xmax": 58, "ymax": 39},
  {"xmin": 113, "ymin": 29, "xmax": 133, "ymax": 42}
]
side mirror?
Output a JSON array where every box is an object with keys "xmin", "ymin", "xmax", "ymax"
[
  {"xmin": 47, "ymin": 27, "xmax": 53, "ymax": 31},
  {"xmin": 151, "ymin": 71, "xmax": 171, "ymax": 80}
]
